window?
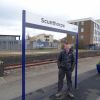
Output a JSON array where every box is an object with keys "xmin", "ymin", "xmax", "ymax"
[
  {"xmin": 16, "ymin": 37, "xmax": 19, "ymax": 40},
  {"xmin": 97, "ymin": 24, "xmax": 99, "ymax": 29},
  {"xmin": 76, "ymin": 22, "xmax": 79, "ymax": 26},
  {"xmin": 45, "ymin": 36, "xmax": 49, "ymax": 38},
  {"xmin": 94, "ymin": 33, "xmax": 95, "ymax": 37},
  {"xmin": 81, "ymin": 21, "xmax": 84, "ymax": 26},
  {"xmin": 72, "ymin": 22, "xmax": 75, "ymax": 25},
  {"xmin": 95, "ymin": 30, "xmax": 97, "ymax": 35},
  {"xmin": 80, "ymin": 35, "xmax": 84, "ymax": 39},
  {"xmin": 75, "ymin": 22, "xmax": 77, "ymax": 25},
  {"xmin": 95, "ymin": 24, "xmax": 99, "ymax": 29},
  {"xmin": 45, "ymin": 39, "xmax": 49, "ymax": 41},
  {"xmin": 95, "ymin": 24, "xmax": 97, "ymax": 28},
  {"xmin": 99, "ymin": 32, "xmax": 100, "ymax": 36},
  {"xmin": 72, "ymin": 36, "xmax": 75, "ymax": 39},
  {"xmin": 96, "ymin": 37, "xmax": 98, "ymax": 41},
  {"xmin": 81, "ymin": 28, "xmax": 84, "ymax": 32},
  {"xmin": 95, "ymin": 23, "xmax": 97, "ymax": 28}
]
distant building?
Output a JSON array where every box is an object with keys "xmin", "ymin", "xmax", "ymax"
[
  {"xmin": 67, "ymin": 18, "xmax": 100, "ymax": 49},
  {"xmin": 0, "ymin": 35, "xmax": 21, "ymax": 51},
  {"xmin": 27, "ymin": 34, "xmax": 59, "ymax": 49},
  {"xmin": 30, "ymin": 34, "xmax": 53, "ymax": 42},
  {"xmin": 96, "ymin": 19, "xmax": 100, "ymax": 23}
]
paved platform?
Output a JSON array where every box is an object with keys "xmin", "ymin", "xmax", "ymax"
[
  {"xmin": 13, "ymin": 70, "xmax": 100, "ymax": 100},
  {"xmin": 0, "ymin": 56, "xmax": 100, "ymax": 100}
]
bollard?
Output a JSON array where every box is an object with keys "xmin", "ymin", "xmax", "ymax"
[{"xmin": 0, "ymin": 61, "xmax": 4, "ymax": 77}]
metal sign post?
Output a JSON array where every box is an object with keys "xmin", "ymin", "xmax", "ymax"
[
  {"xmin": 22, "ymin": 10, "xmax": 26, "ymax": 100},
  {"xmin": 22, "ymin": 10, "xmax": 78, "ymax": 100},
  {"xmin": 75, "ymin": 34, "xmax": 78, "ymax": 89}
]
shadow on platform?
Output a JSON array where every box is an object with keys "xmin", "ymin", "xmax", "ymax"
[{"xmin": 50, "ymin": 74, "xmax": 100, "ymax": 100}]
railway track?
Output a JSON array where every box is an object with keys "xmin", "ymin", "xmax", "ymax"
[{"xmin": 5, "ymin": 59, "xmax": 57, "ymax": 70}]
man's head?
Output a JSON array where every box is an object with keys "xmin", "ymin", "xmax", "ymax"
[{"xmin": 63, "ymin": 42, "xmax": 71, "ymax": 50}]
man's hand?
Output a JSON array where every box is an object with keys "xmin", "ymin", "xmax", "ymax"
[{"xmin": 71, "ymin": 63, "xmax": 75, "ymax": 72}]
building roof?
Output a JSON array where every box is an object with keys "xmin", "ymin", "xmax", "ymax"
[
  {"xmin": 68, "ymin": 17, "xmax": 100, "ymax": 26},
  {"xmin": 35, "ymin": 34, "xmax": 53, "ymax": 36},
  {"xmin": 29, "ymin": 34, "xmax": 53, "ymax": 41},
  {"xmin": 0, "ymin": 35, "xmax": 20, "ymax": 37}
]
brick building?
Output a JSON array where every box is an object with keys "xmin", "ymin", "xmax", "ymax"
[{"xmin": 67, "ymin": 18, "xmax": 100, "ymax": 49}]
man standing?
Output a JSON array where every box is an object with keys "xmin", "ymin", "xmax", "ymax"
[{"xmin": 56, "ymin": 42, "xmax": 75, "ymax": 99}]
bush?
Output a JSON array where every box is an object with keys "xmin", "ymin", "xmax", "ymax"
[{"xmin": 97, "ymin": 61, "xmax": 100, "ymax": 65}]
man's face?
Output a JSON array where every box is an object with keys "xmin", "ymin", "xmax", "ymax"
[{"xmin": 64, "ymin": 43, "xmax": 71, "ymax": 50}]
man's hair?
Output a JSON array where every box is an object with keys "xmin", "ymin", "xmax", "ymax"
[
  {"xmin": 61, "ymin": 42, "xmax": 70, "ymax": 49},
  {"xmin": 63, "ymin": 42, "xmax": 69, "ymax": 45}
]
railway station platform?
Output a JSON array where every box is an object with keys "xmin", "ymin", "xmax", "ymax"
[
  {"xmin": 0, "ymin": 56, "xmax": 100, "ymax": 100},
  {"xmin": 13, "ymin": 69, "xmax": 100, "ymax": 100}
]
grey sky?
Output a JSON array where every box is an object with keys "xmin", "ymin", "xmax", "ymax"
[{"xmin": 0, "ymin": 0, "xmax": 100, "ymax": 39}]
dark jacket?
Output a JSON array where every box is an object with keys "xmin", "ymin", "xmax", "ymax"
[{"xmin": 57, "ymin": 48, "xmax": 75, "ymax": 71}]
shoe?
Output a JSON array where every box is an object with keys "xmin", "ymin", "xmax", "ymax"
[
  {"xmin": 55, "ymin": 92, "xmax": 62, "ymax": 97},
  {"xmin": 67, "ymin": 92, "xmax": 74, "ymax": 99},
  {"xmin": 55, "ymin": 92, "xmax": 64, "ymax": 99}
]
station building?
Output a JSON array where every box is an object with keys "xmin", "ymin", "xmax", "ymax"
[
  {"xmin": 0, "ymin": 35, "xmax": 21, "ymax": 51},
  {"xmin": 67, "ymin": 18, "xmax": 100, "ymax": 49}
]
